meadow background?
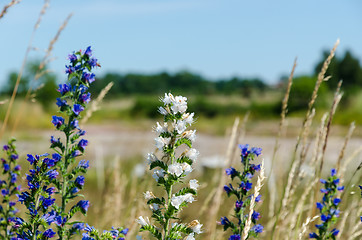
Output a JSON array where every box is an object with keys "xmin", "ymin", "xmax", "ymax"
[{"xmin": 0, "ymin": 1, "xmax": 361, "ymax": 239}]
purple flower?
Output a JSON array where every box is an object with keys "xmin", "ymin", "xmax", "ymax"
[
  {"xmin": 71, "ymin": 119, "xmax": 79, "ymax": 129},
  {"xmin": 65, "ymin": 65, "xmax": 75, "ymax": 74},
  {"xmin": 9, "ymin": 201, "xmax": 16, "ymax": 207},
  {"xmin": 27, "ymin": 154, "xmax": 37, "ymax": 165},
  {"xmin": 252, "ymin": 211, "xmax": 261, "ymax": 221},
  {"xmin": 255, "ymin": 194, "xmax": 262, "ymax": 202},
  {"xmin": 331, "ymin": 228, "xmax": 339, "ymax": 236},
  {"xmin": 57, "ymin": 83, "xmax": 71, "ymax": 95},
  {"xmin": 73, "ymin": 104, "xmax": 84, "ymax": 116},
  {"xmin": 14, "ymin": 165, "xmax": 21, "ymax": 171},
  {"xmin": 42, "ymin": 211, "xmax": 56, "ymax": 225},
  {"xmin": 309, "ymin": 232, "xmax": 318, "ymax": 238},
  {"xmin": 52, "ymin": 116, "xmax": 65, "ymax": 129},
  {"xmin": 75, "ymin": 175, "xmax": 85, "ymax": 187},
  {"xmin": 251, "ymin": 224, "xmax": 263, "ymax": 233},
  {"xmin": 3, "ymin": 163, "xmax": 10, "ymax": 172},
  {"xmin": 240, "ymin": 181, "xmax": 252, "ymax": 191},
  {"xmin": 68, "ymin": 53, "xmax": 77, "ymax": 63},
  {"xmin": 224, "ymin": 184, "xmax": 233, "ymax": 195},
  {"xmin": 52, "ymin": 153, "xmax": 62, "ymax": 163},
  {"xmin": 11, "ymin": 172, "xmax": 17, "ymax": 183},
  {"xmin": 235, "ymin": 200, "xmax": 243, "ymax": 209},
  {"xmin": 84, "ymin": 46, "xmax": 92, "ymax": 57},
  {"xmin": 10, "ymin": 154, "xmax": 18, "ymax": 161},
  {"xmin": 78, "ymin": 160, "xmax": 89, "ymax": 169},
  {"xmin": 78, "ymin": 139, "xmax": 88, "ymax": 151},
  {"xmin": 238, "ymin": 144, "xmax": 249, "ymax": 156},
  {"xmin": 56, "ymin": 98, "xmax": 67, "ymax": 108},
  {"xmin": 220, "ymin": 217, "xmax": 230, "ymax": 226},
  {"xmin": 251, "ymin": 147, "xmax": 262, "ymax": 156},
  {"xmin": 82, "ymin": 72, "xmax": 96, "ymax": 84},
  {"xmin": 3, "ymin": 145, "xmax": 9, "ymax": 151},
  {"xmin": 79, "ymin": 92, "xmax": 91, "ymax": 104},
  {"xmin": 40, "ymin": 196, "xmax": 55, "ymax": 209},
  {"xmin": 88, "ymin": 58, "xmax": 98, "ymax": 68},
  {"xmin": 77, "ymin": 200, "xmax": 90, "ymax": 213},
  {"xmin": 1, "ymin": 189, "xmax": 9, "ymax": 196},
  {"xmin": 229, "ymin": 235, "xmax": 241, "ymax": 240},
  {"xmin": 46, "ymin": 170, "xmax": 58, "ymax": 180},
  {"xmin": 333, "ymin": 198, "xmax": 341, "ymax": 205},
  {"xmin": 331, "ymin": 168, "xmax": 337, "ymax": 176},
  {"xmin": 72, "ymin": 150, "xmax": 82, "ymax": 158},
  {"xmin": 316, "ymin": 202, "xmax": 323, "ymax": 210},
  {"xmin": 43, "ymin": 229, "xmax": 56, "ymax": 238},
  {"xmin": 225, "ymin": 167, "xmax": 236, "ymax": 176}
]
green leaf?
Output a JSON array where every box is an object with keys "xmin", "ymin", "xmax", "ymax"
[
  {"xmin": 150, "ymin": 160, "xmax": 168, "ymax": 171},
  {"xmin": 175, "ymin": 138, "xmax": 192, "ymax": 148}
]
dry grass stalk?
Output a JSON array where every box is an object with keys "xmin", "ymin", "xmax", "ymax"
[
  {"xmin": 310, "ymin": 113, "xmax": 328, "ymax": 168},
  {"xmin": 298, "ymin": 216, "xmax": 319, "ymax": 240},
  {"xmin": 269, "ymin": 58, "xmax": 296, "ymax": 177},
  {"xmin": 336, "ymin": 122, "xmax": 355, "ymax": 172},
  {"xmin": 206, "ymin": 117, "xmax": 240, "ymax": 239},
  {"xmin": 287, "ymin": 178, "xmax": 318, "ymax": 239},
  {"xmin": 340, "ymin": 145, "xmax": 362, "ymax": 185},
  {"xmin": 81, "ymin": 82, "xmax": 114, "ymax": 125},
  {"xmin": 231, "ymin": 112, "xmax": 249, "ymax": 166},
  {"xmin": 11, "ymin": 13, "xmax": 73, "ymax": 134},
  {"xmin": 101, "ymin": 155, "xmax": 125, "ymax": 227},
  {"xmin": 0, "ymin": 0, "xmax": 21, "ymax": 19},
  {"xmin": 199, "ymin": 187, "xmax": 217, "ymax": 217},
  {"xmin": 272, "ymin": 41, "xmax": 339, "ymax": 238},
  {"xmin": 0, "ymin": 0, "xmax": 50, "ymax": 140},
  {"xmin": 347, "ymin": 206, "xmax": 362, "ymax": 240},
  {"xmin": 337, "ymin": 204, "xmax": 352, "ymax": 240},
  {"xmin": 267, "ymin": 168, "xmax": 277, "ymax": 219},
  {"xmin": 242, "ymin": 160, "xmax": 265, "ymax": 240},
  {"xmin": 318, "ymin": 80, "xmax": 343, "ymax": 176}
]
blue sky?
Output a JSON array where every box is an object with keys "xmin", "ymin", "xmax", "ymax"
[{"xmin": 0, "ymin": 0, "xmax": 361, "ymax": 86}]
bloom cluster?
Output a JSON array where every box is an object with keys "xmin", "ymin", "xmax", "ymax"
[
  {"xmin": 309, "ymin": 168, "xmax": 344, "ymax": 240},
  {"xmin": 81, "ymin": 225, "xmax": 128, "ymax": 240},
  {"xmin": 9, "ymin": 47, "xmax": 128, "ymax": 240},
  {"xmin": 0, "ymin": 139, "xmax": 20, "ymax": 239},
  {"xmin": 137, "ymin": 93, "xmax": 202, "ymax": 240},
  {"xmin": 220, "ymin": 144, "xmax": 263, "ymax": 239}
]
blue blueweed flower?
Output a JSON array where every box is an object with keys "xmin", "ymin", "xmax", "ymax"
[
  {"xmin": 309, "ymin": 168, "xmax": 344, "ymax": 239},
  {"xmin": 0, "ymin": 139, "xmax": 20, "ymax": 239},
  {"xmin": 138, "ymin": 93, "xmax": 201, "ymax": 240},
  {"xmin": 220, "ymin": 144, "xmax": 264, "ymax": 239}
]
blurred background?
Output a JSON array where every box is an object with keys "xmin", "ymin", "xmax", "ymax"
[{"xmin": 0, "ymin": 0, "xmax": 362, "ymax": 238}]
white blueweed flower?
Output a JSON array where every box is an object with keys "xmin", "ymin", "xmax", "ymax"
[
  {"xmin": 183, "ymin": 193, "xmax": 195, "ymax": 203},
  {"xmin": 182, "ymin": 163, "xmax": 193, "ymax": 175},
  {"xmin": 186, "ymin": 148, "xmax": 199, "ymax": 161},
  {"xmin": 182, "ymin": 112, "xmax": 194, "ymax": 125},
  {"xmin": 171, "ymin": 195, "xmax": 184, "ymax": 209},
  {"xmin": 163, "ymin": 93, "xmax": 175, "ymax": 105},
  {"xmin": 151, "ymin": 203, "xmax": 159, "ymax": 211},
  {"xmin": 182, "ymin": 130, "xmax": 196, "ymax": 142},
  {"xmin": 189, "ymin": 179, "xmax": 199, "ymax": 191},
  {"xmin": 143, "ymin": 191, "xmax": 155, "ymax": 200},
  {"xmin": 152, "ymin": 169, "xmax": 165, "ymax": 181},
  {"xmin": 158, "ymin": 106, "xmax": 168, "ymax": 115},
  {"xmin": 146, "ymin": 153, "xmax": 158, "ymax": 165},
  {"xmin": 168, "ymin": 163, "xmax": 183, "ymax": 177},
  {"xmin": 185, "ymin": 233, "xmax": 195, "ymax": 240},
  {"xmin": 136, "ymin": 216, "xmax": 150, "ymax": 227},
  {"xmin": 173, "ymin": 120, "xmax": 187, "ymax": 134},
  {"xmin": 155, "ymin": 122, "xmax": 168, "ymax": 134},
  {"xmin": 155, "ymin": 136, "xmax": 171, "ymax": 150},
  {"xmin": 188, "ymin": 220, "xmax": 203, "ymax": 234},
  {"xmin": 171, "ymin": 95, "xmax": 188, "ymax": 114}
]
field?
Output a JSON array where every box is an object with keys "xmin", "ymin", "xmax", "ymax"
[{"xmin": 0, "ymin": 2, "xmax": 361, "ymax": 239}]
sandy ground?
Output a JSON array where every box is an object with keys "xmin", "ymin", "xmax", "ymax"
[{"xmin": 10, "ymin": 123, "xmax": 362, "ymax": 177}]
